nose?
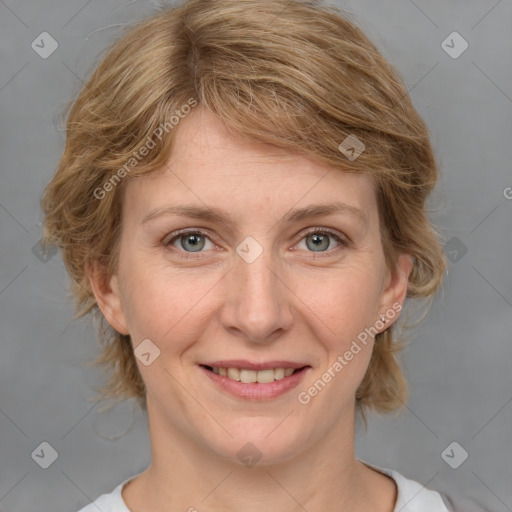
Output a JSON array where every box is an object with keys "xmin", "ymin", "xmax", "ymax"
[{"xmin": 219, "ymin": 243, "xmax": 295, "ymax": 344}]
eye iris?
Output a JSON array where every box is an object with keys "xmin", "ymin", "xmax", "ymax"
[
  {"xmin": 175, "ymin": 232, "xmax": 335, "ymax": 253},
  {"xmin": 181, "ymin": 234, "xmax": 205, "ymax": 252},
  {"xmin": 306, "ymin": 233, "xmax": 330, "ymax": 252}
]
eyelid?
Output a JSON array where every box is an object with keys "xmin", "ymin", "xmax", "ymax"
[
  {"xmin": 163, "ymin": 228, "xmax": 217, "ymax": 249},
  {"xmin": 163, "ymin": 226, "xmax": 348, "ymax": 257},
  {"xmin": 293, "ymin": 226, "xmax": 348, "ymax": 254},
  {"xmin": 299, "ymin": 226, "xmax": 347, "ymax": 243}
]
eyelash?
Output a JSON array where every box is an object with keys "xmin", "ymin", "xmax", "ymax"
[{"xmin": 163, "ymin": 227, "xmax": 348, "ymax": 260}]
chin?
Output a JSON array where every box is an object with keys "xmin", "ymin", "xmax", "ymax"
[{"xmin": 201, "ymin": 421, "xmax": 306, "ymax": 467}]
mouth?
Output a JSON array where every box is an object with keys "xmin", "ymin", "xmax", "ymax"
[
  {"xmin": 198, "ymin": 363, "xmax": 311, "ymax": 400},
  {"xmin": 200, "ymin": 364, "xmax": 308, "ymax": 383}
]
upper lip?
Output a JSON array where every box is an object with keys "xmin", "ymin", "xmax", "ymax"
[{"xmin": 200, "ymin": 360, "xmax": 309, "ymax": 371}]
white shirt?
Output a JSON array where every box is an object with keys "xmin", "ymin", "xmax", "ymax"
[{"xmin": 76, "ymin": 460, "xmax": 450, "ymax": 511}]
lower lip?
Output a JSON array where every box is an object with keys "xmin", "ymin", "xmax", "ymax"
[{"xmin": 199, "ymin": 365, "xmax": 310, "ymax": 400}]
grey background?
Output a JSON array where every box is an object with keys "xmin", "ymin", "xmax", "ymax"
[{"xmin": 1, "ymin": 0, "xmax": 511, "ymax": 511}]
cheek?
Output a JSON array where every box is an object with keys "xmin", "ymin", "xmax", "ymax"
[
  {"xmin": 293, "ymin": 265, "xmax": 383, "ymax": 344},
  {"xmin": 120, "ymin": 257, "xmax": 221, "ymax": 343}
]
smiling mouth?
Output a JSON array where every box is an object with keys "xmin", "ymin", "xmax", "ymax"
[{"xmin": 201, "ymin": 364, "xmax": 308, "ymax": 383}]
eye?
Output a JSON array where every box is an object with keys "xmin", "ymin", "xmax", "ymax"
[
  {"xmin": 295, "ymin": 228, "xmax": 346, "ymax": 255},
  {"xmin": 164, "ymin": 229, "xmax": 216, "ymax": 258},
  {"xmin": 163, "ymin": 227, "xmax": 347, "ymax": 259}
]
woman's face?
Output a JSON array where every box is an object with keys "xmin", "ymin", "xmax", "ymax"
[{"xmin": 94, "ymin": 106, "xmax": 411, "ymax": 464}]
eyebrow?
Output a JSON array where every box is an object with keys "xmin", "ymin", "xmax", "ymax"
[{"xmin": 141, "ymin": 201, "xmax": 368, "ymax": 229}]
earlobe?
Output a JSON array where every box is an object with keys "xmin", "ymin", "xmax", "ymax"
[{"xmin": 87, "ymin": 261, "xmax": 130, "ymax": 335}]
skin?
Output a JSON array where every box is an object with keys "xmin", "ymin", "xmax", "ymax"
[{"xmin": 89, "ymin": 105, "xmax": 412, "ymax": 512}]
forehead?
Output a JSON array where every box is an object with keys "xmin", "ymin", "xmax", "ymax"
[{"xmin": 123, "ymin": 107, "xmax": 378, "ymax": 230}]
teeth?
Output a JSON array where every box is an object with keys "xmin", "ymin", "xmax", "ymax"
[
  {"xmin": 227, "ymin": 368, "xmax": 240, "ymax": 381},
  {"xmin": 240, "ymin": 369, "xmax": 257, "ymax": 383},
  {"xmin": 210, "ymin": 366, "xmax": 299, "ymax": 383},
  {"xmin": 274, "ymin": 368, "xmax": 285, "ymax": 380}
]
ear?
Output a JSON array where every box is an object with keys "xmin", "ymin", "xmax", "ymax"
[
  {"xmin": 87, "ymin": 261, "xmax": 129, "ymax": 335},
  {"xmin": 377, "ymin": 252, "xmax": 413, "ymax": 326}
]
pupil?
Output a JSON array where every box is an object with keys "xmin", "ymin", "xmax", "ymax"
[
  {"xmin": 308, "ymin": 233, "xmax": 328, "ymax": 251},
  {"xmin": 182, "ymin": 234, "xmax": 204, "ymax": 252}
]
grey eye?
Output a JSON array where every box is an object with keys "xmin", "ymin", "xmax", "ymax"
[
  {"xmin": 300, "ymin": 231, "xmax": 342, "ymax": 252},
  {"xmin": 166, "ymin": 231, "xmax": 214, "ymax": 253},
  {"xmin": 179, "ymin": 233, "xmax": 206, "ymax": 252}
]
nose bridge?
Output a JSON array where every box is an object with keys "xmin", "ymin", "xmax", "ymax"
[
  {"xmin": 238, "ymin": 241, "xmax": 277, "ymax": 295},
  {"xmin": 221, "ymin": 235, "xmax": 293, "ymax": 342}
]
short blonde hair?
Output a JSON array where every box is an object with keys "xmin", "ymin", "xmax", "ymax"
[{"xmin": 41, "ymin": 0, "xmax": 446, "ymax": 422}]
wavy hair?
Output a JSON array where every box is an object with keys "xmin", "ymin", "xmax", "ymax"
[{"xmin": 41, "ymin": 0, "xmax": 446, "ymax": 425}]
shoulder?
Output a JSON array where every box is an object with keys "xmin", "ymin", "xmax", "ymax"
[
  {"xmin": 75, "ymin": 474, "xmax": 136, "ymax": 512},
  {"xmin": 390, "ymin": 469, "xmax": 451, "ymax": 511},
  {"xmin": 360, "ymin": 459, "xmax": 451, "ymax": 512}
]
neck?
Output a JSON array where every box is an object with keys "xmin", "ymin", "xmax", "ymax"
[{"xmin": 123, "ymin": 396, "xmax": 395, "ymax": 512}]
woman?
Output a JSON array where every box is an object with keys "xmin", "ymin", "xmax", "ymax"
[{"xmin": 41, "ymin": 0, "xmax": 449, "ymax": 510}]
